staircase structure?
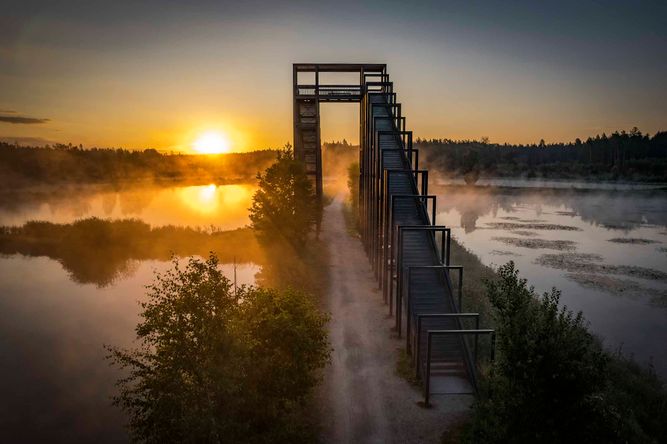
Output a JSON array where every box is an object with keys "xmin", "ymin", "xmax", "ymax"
[{"xmin": 292, "ymin": 63, "xmax": 495, "ymax": 405}]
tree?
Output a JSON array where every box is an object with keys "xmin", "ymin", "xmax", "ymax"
[
  {"xmin": 106, "ymin": 254, "xmax": 330, "ymax": 443},
  {"xmin": 249, "ymin": 144, "xmax": 318, "ymax": 249}
]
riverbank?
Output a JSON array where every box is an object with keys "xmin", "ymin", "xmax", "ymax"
[
  {"xmin": 432, "ymin": 176, "xmax": 667, "ymax": 191},
  {"xmin": 442, "ymin": 237, "xmax": 667, "ymax": 443}
]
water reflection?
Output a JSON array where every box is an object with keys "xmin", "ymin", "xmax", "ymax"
[
  {"xmin": 0, "ymin": 218, "xmax": 262, "ymax": 287},
  {"xmin": 0, "ymin": 183, "xmax": 258, "ymax": 230},
  {"xmin": 433, "ymin": 182, "xmax": 667, "ymax": 376},
  {"xmin": 0, "ymin": 256, "xmax": 259, "ymax": 443},
  {"xmin": 0, "ymin": 182, "xmax": 264, "ymax": 441},
  {"xmin": 178, "ymin": 183, "xmax": 253, "ymax": 216}
]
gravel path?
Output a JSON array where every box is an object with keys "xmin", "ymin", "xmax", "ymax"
[{"xmin": 318, "ymin": 199, "xmax": 472, "ymax": 444}]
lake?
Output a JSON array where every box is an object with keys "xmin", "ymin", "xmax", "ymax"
[
  {"xmin": 0, "ymin": 183, "xmax": 260, "ymax": 443},
  {"xmin": 2, "ymin": 178, "xmax": 666, "ymax": 441},
  {"xmin": 433, "ymin": 180, "xmax": 667, "ymax": 377}
]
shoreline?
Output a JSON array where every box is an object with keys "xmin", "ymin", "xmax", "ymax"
[{"xmin": 431, "ymin": 177, "xmax": 667, "ymax": 191}]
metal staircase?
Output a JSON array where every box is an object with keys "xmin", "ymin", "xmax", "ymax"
[{"xmin": 292, "ymin": 63, "xmax": 496, "ymax": 405}]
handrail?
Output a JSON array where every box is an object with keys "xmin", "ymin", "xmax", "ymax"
[
  {"xmin": 424, "ymin": 329, "xmax": 496, "ymax": 406},
  {"xmin": 406, "ymin": 265, "xmax": 464, "ymax": 351},
  {"xmin": 296, "ymin": 84, "xmax": 361, "ymax": 88},
  {"xmin": 393, "ymin": 225, "xmax": 451, "ymax": 318},
  {"xmin": 357, "ymin": 70, "xmax": 496, "ymax": 407},
  {"xmin": 415, "ymin": 313, "xmax": 480, "ymax": 375},
  {"xmin": 382, "ymin": 194, "xmax": 434, "ymax": 298}
]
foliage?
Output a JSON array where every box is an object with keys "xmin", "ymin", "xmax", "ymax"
[
  {"xmin": 418, "ymin": 128, "xmax": 667, "ymax": 182},
  {"xmin": 603, "ymin": 352, "xmax": 667, "ymax": 442},
  {"xmin": 395, "ymin": 349, "xmax": 421, "ymax": 387},
  {"xmin": 249, "ymin": 145, "xmax": 319, "ymax": 249},
  {"xmin": 106, "ymin": 254, "xmax": 330, "ymax": 444},
  {"xmin": 254, "ymin": 233, "xmax": 330, "ymax": 300},
  {"xmin": 464, "ymin": 262, "xmax": 667, "ymax": 444},
  {"xmin": 461, "ymin": 150, "xmax": 480, "ymax": 184},
  {"xmin": 342, "ymin": 161, "xmax": 360, "ymax": 234}
]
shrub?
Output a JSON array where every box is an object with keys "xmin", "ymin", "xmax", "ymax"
[
  {"xmin": 467, "ymin": 262, "xmax": 610, "ymax": 443},
  {"xmin": 106, "ymin": 254, "xmax": 330, "ymax": 443},
  {"xmin": 464, "ymin": 262, "xmax": 667, "ymax": 443}
]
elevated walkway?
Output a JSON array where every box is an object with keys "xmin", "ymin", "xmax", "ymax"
[
  {"xmin": 293, "ymin": 63, "xmax": 495, "ymax": 405},
  {"xmin": 360, "ymin": 71, "xmax": 496, "ymax": 405}
]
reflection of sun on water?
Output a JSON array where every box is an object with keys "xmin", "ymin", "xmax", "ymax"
[
  {"xmin": 178, "ymin": 184, "xmax": 254, "ymax": 216},
  {"xmin": 180, "ymin": 184, "xmax": 219, "ymax": 214},
  {"xmin": 199, "ymin": 183, "xmax": 217, "ymax": 203}
]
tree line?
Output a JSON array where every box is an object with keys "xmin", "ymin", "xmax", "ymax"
[
  {"xmin": 418, "ymin": 128, "xmax": 667, "ymax": 182},
  {"xmin": 0, "ymin": 142, "xmax": 278, "ymax": 187}
]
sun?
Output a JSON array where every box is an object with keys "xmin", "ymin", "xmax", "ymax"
[{"xmin": 193, "ymin": 131, "xmax": 230, "ymax": 154}]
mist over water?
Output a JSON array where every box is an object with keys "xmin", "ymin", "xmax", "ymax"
[
  {"xmin": 0, "ymin": 183, "xmax": 260, "ymax": 443},
  {"xmin": 432, "ymin": 181, "xmax": 667, "ymax": 376},
  {"xmin": 0, "ymin": 183, "xmax": 257, "ymax": 229}
]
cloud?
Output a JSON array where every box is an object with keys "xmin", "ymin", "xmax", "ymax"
[{"xmin": 0, "ymin": 114, "xmax": 50, "ymax": 124}]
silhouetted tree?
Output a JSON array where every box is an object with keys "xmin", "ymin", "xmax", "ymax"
[{"xmin": 249, "ymin": 144, "xmax": 318, "ymax": 249}]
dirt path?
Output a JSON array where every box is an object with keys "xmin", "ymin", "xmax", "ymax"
[{"xmin": 318, "ymin": 199, "xmax": 471, "ymax": 444}]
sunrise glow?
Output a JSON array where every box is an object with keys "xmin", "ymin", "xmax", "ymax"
[{"xmin": 193, "ymin": 131, "xmax": 230, "ymax": 154}]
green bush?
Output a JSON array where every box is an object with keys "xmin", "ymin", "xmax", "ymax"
[
  {"xmin": 465, "ymin": 262, "xmax": 667, "ymax": 444},
  {"xmin": 106, "ymin": 254, "xmax": 330, "ymax": 443}
]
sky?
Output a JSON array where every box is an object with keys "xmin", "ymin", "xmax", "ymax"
[{"xmin": 1, "ymin": 0, "xmax": 666, "ymax": 152}]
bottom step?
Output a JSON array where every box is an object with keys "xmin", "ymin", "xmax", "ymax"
[
  {"xmin": 429, "ymin": 360, "xmax": 467, "ymax": 377},
  {"xmin": 428, "ymin": 373, "xmax": 474, "ymax": 395}
]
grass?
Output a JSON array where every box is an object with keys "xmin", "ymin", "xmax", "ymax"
[
  {"xmin": 341, "ymin": 200, "xmax": 360, "ymax": 236},
  {"xmin": 395, "ymin": 348, "xmax": 421, "ymax": 388},
  {"xmin": 441, "ymin": 416, "xmax": 472, "ymax": 444},
  {"xmin": 449, "ymin": 238, "xmax": 497, "ymax": 330}
]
